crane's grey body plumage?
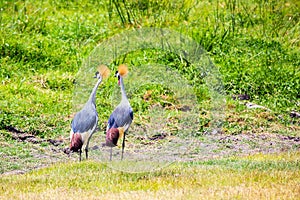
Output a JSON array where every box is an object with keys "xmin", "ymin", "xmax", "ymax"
[
  {"xmin": 72, "ymin": 101, "xmax": 98, "ymax": 134},
  {"xmin": 70, "ymin": 72, "xmax": 102, "ymax": 161},
  {"xmin": 107, "ymin": 99, "xmax": 133, "ymax": 131}
]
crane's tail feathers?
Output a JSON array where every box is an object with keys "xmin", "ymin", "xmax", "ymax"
[
  {"xmin": 118, "ymin": 64, "xmax": 128, "ymax": 77},
  {"xmin": 98, "ymin": 64, "xmax": 110, "ymax": 79}
]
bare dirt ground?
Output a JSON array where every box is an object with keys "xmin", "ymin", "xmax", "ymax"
[{"xmin": 2, "ymin": 127, "xmax": 299, "ymax": 175}]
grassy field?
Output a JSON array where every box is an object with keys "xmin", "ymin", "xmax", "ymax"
[
  {"xmin": 1, "ymin": 152, "xmax": 299, "ymax": 199},
  {"xmin": 0, "ymin": 0, "xmax": 299, "ymax": 198}
]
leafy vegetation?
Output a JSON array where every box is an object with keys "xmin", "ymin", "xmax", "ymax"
[{"xmin": 1, "ymin": 0, "xmax": 299, "ymax": 137}]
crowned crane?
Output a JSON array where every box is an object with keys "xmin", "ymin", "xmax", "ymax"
[
  {"xmin": 106, "ymin": 64, "xmax": 133, "ymax": 160},
  {"xmin": 70, "ymin": 65, "xmax": 110, "ymax": 161}
]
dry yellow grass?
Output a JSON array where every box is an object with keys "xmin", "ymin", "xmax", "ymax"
[{"xmin": 1, "ymin": 152, "xmax": 299, "ymax": 200}]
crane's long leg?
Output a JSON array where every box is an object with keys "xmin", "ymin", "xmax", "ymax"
[
  {"xmin": 85, "ymin": 137, "xmax": 92, "ymax": 160},
  {"xmin": 85, "ymin": 148, "xmax": 88, "ymax": 160},
  {"xmin": 121, "ymin": 132, "xmax": 126, "ymax": 160},
  {"xmin": 110, "ymin": 147, "xmax": 112, "ymax": 161},
  {"xmin": 85, "ymin": 124, "xmax": 97, "ymax": 160},
  {"xmin": 79, "ymin": 149, "xmax": 82, "ymax": 162}
]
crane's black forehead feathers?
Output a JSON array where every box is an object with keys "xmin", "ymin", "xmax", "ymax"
[
  {"xmin": 94, "ymin": 71, "xmax": 99, "ymax": 78},
  {"xmin": 115, "ymin": 71, "xmax": 119, "ymax": 77}
]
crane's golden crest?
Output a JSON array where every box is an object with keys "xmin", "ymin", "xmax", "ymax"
[
  {"xmin": 118, "ymin": 64, "xmax": 129, "ymax": 77},
  {"xmin": 98, "ymin": 64, "xmax": 110, "ymax": 79}
]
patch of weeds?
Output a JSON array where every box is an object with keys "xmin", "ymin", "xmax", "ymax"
[
  {"xmin": 130, "ymin": 83, "xmax": 178, "ymax": 113},
  {"xmin": 39, "ymin": 142, "xmax": 49, "ymax": 147}
]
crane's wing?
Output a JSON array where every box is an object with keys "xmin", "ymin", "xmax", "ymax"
[
  {"xmin": 106, "ymin": 114, "xmax": 116, "ymax": 131},
  {"xmin": 106, "ymin": 105, "xmax": 133, "ymax": 131},
  {"xmin": 71, "ymin": 109, "xmax": 98, "ymax": 133}
]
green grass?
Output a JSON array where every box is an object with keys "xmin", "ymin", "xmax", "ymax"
[
  {"xmin": 0, "ymin": 0, "xmax": 299, "ymax": 138},
  {"xmin": 0, "ymin": 152, "xmax": 299, "ymax": 199}
]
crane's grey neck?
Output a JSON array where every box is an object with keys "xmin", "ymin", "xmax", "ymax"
[
  {"xmin": 88, "ymin": 77, "xmax": 102, "ymax": 106},
  {"xmin": 120, "ymin": 77, "xmax": 128, "ymax": 101}
]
